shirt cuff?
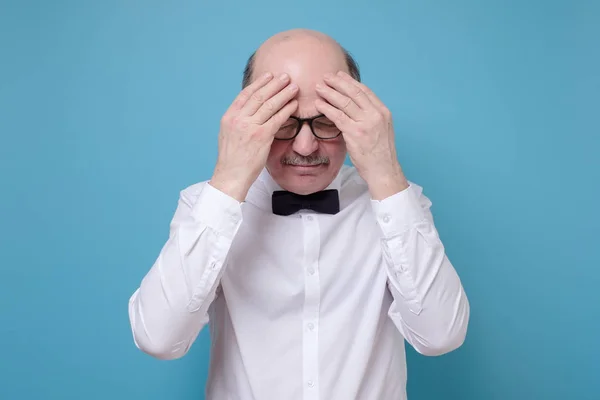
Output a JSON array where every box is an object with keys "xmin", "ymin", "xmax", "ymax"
[
  {"xmin": 190, "ymin": 182, "xmax": 243, "ymax": 240},
  {"xmin": 371, "ymin": 184, "xmax": 426, "ymax": 238}
]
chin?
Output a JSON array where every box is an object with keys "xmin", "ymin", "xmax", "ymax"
[{"xmin": 277, "ymin": 164, "xmax": 334, "ymax": 194}]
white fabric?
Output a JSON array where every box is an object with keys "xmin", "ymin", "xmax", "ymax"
[{"xmin": 128, "ymin": 165, "xmax": 470, "ymax": 400}]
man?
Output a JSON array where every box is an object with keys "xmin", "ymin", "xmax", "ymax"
[{"xmin": 128, "ymin": 29, "xmax": 470, "ymax": 399}]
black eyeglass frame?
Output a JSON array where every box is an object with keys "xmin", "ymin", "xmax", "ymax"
[{"xmin": 274, "ymin": 114, "xmax": 342, "ymax": 141}]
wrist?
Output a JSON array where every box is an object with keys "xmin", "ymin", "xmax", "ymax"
[
  {"xmin": 209, "ymin": 171, "xmax": 251, "ymax": 202},
  {"xmin": 365, "ymin": 165, "xmax": 408, "ymax": 201}
]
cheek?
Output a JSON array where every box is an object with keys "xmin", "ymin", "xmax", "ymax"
[
  {"xmin": 267, "ymin": 141, "xmax": 289, "ymax": 166},
  {"xmin": 322, "ymin": 140, "xmax": 347, "ymax": 161}
]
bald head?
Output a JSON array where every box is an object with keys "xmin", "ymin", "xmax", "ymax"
[{"xmin": 242, "ymin": 29, "xmax": 360, "ymax": 89}]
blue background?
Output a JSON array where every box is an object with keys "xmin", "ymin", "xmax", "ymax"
[{"xmin": 1, "ymin": 1, "xmax": 599, "ymax": 399}]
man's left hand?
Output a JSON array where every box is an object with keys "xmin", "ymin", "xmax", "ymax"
[{"xmin": 315, "ymin": 71, "xmax": 409, "ymax": 200}]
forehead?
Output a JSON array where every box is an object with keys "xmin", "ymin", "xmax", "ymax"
[{"xmin": 252, "ymin": 39, "xmax": 348, "ymax": 118}]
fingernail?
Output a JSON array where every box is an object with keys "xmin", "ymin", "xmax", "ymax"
[
  {"xmin": 324, "ymin": 73, "xmax": 334, "ymax": 80},
  {"xmin": 264, "ymin": 72, "xmax": 273, "ymax": 79},
  {"xmin": 316, "ymin": 83, "xmax": 324, "ymax": 90},
  {"xmin": 337, "ymin": 71, "xmax": 345, "ymax": 77},
  {"xmin": 289, "ymin": 83, "xmax": 298, "ymax": 91},
  {"xmin": 279, "ymin": 73, "xmax": 289, "ymax": 81}
]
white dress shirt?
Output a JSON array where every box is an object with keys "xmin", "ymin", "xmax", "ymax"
[{"xmin": 128, "ymin": 165, "xmax": 470, "ymax": 400}]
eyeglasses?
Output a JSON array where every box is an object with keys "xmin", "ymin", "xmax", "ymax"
[{"xmin": 274, "ymin": 114, "xmax": 342, "ymax": 140}]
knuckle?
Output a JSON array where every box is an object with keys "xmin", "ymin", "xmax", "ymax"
[
  {"xmin": 240, "ymin": 121, "xmax": 251, "ymax": 131},
  {"xmin": 254, "ymin": 125, "xmax": 266, "ymax": 137},
  {"xmin": 248, "ymin": 127, "xmax": 265, "ymax": 141},
  {"xmin": 351, "ymin": 88, "xmax": 363, "ymax": 98},
  {"xmin": 233, "ymin": 116, "xmax": 249, "ymax": 131},
  {"xmin": 263, "ymin": 100, "xmax": 274, "ymax": 111},
  {"xmin": 235, "ymin": 91, "xmax": 250, "ymax": 106},
  {"xmin": 251, "ymin": 92, "xmax": 264, "ymax": 103},
  {"xmin": 277, "ymin": 114, "xmax": 288, "ymax": 125},
  {"xmin": 377, "ymin": 110, "xmax": 389, "ymax": 123},
  {"xmin": 239, "ymin": 91, "xmax": 250, "ymax": 102},
  {"xmin": 272, "ymin": 111, "xmax": 286, "ymax": 125},
  {"xmin": 221, "ymin": 113, "xmax": 235, "ymax": 127},
  {"xmin": 220, "ymin": 113, "xmax": 229, "ymax": 125}
]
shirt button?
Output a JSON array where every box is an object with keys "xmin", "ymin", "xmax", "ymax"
[
  {"xmin": 307, "ymin": 267, "xmax": 315, "ymax": 275},
  {"xmin": 306, "ymin": 215, "xmax": 314, "ymax": 221},
  {"xmin": 307, "ymin": 323, "xmax": 315, "ymax": 331},
  {"xmin": 382, "ymin": 214, "xmax": 391, "ymax": 223},
  {"xmin": 307, "ymin": 380, "xmax": 314, "ymax": 388}
]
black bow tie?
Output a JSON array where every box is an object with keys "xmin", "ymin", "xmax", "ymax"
[{"xmin": 272, "ymin": 189, "xmax": 340, "ymax": 216}]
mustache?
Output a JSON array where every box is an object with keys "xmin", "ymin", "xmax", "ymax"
[{"xmin": 281, "ymin": 154, "xmax": 330, "ymax": 166}]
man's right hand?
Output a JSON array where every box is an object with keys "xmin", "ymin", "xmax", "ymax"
[{"xmin": 210, "ymin": 72, "xmax": 298, "ymax": 202}]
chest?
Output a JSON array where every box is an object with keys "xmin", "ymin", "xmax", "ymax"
[{"xmin": 220, "ymin": 197, "xmax": 386, "ymax": 316}]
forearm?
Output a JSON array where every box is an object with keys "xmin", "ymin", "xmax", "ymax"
[
  {"xmin": 372, "ymin": 184, "xmax": 470, "ymax": 356},
  {"xmin": 128, "ymin": 183, "xmax": 243, "ymax": 359}
]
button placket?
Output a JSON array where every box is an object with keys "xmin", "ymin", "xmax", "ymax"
[{"xmin": 302, "ymin": 214, "xmax": 320, "ymax": 399}]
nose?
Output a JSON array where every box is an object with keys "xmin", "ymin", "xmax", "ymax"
[{"xmin": 291, "ymin": 123, "xmax": 319, "ymax": 156}]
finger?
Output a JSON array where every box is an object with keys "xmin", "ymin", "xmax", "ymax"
[
  {"xmin": 323, "ymin": 72, "xmax": 372, "ymax": 110},
  {"xmin": 337, "ymin": 71, "xmax": 386, "ymax": 111},
  {"xmin": 242, "ymin": 73, "xmax": 292, "ymax": 116},
  {"xmin": 314, "ymin": 98, "xmax": 352, "ymax": 131},
  {"xmin": 253, "ymin": 82, "xmax": 299, "ymax": 124},
  {"xmin": 315, "ymin": 82, "xmax": 362, "ymax": 120},
  {"xmin": 266, "ymin": 99, "xmax": 299, "ymax": 134},
  {"xmin": 231, "ymin": 72, "xmax": 274, "ymax": 111}
]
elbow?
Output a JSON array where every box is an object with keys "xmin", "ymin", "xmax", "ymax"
[
  {"xmin": 414, "ymin": 324, "xmax": 468, "ymax": 356},
  {"xmin": 415, "ymin": 297, "xmax": 470, "ymax": 357},
  {"xmin": 130, "ymin": 318, "xmax": 190, "ymax": 360},
  {"xmin": 131, "ymin": 332, "xmax": 189, "ymax": 361},
  {"xmin": 128, "ymin": 291, "xmax": 190, "ymax": 361}
]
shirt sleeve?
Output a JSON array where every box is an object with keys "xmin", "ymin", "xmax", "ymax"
[
  {"xmin": 371, "ymin": 183, "xmax": 470, "ymax": 356},
  {"xmin": 128, "ymin": 182, "xmax": 243, "ymax": 360}
]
